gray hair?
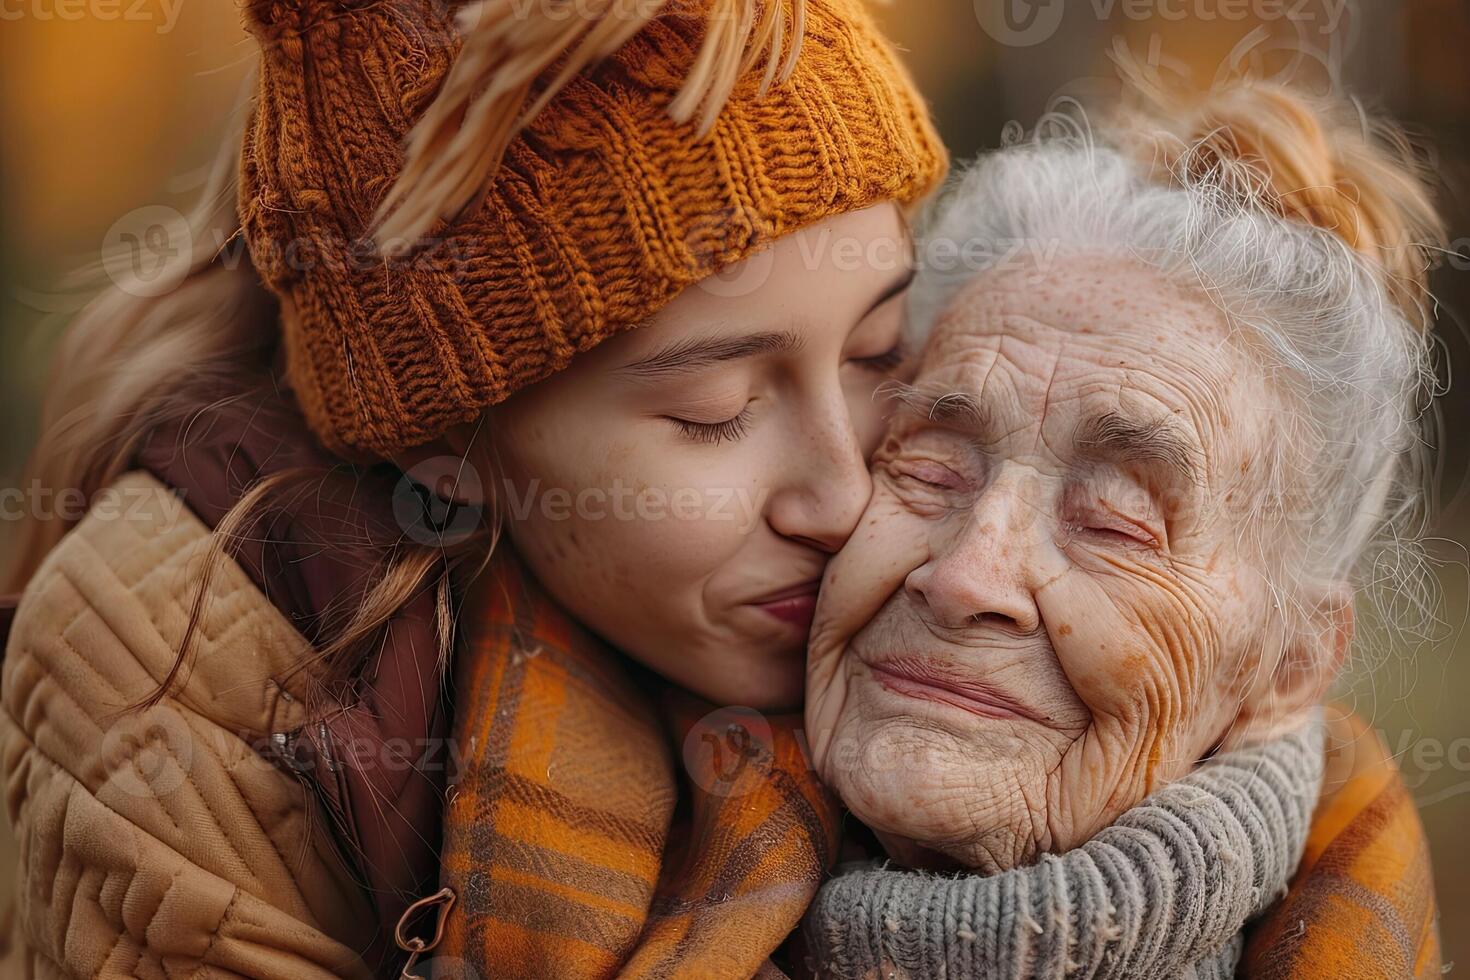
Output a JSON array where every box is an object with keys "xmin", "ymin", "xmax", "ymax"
[{"xmin": 906, "ymin": 113, "xmax": 1440, "ymax": 654}]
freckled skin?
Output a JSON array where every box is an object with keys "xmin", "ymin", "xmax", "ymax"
[
  {"xmin": 806, "ymin": 256, "xmax": 1289, "ymax": 872},
  {"xmin": 484, "ymin": 204, "xmax": 912, "ymax": 710}
]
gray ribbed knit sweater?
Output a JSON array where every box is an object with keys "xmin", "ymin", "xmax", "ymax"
[{"xmin": 805, "ymin": 717, "xmax": 1324, "ymax": 979}]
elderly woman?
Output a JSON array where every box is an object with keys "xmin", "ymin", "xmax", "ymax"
[{"xmin": 803, "ymin": 83, "xmax": 1443, "ymax": 979}]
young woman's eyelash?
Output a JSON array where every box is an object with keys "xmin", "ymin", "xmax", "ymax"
[
  {"xmin": 855, "ymin": 342, "xmax": 906, "ymax": 372},
  {"xmin": 668, "ymin": 407, "xmax": 753, "ymax": 445}
]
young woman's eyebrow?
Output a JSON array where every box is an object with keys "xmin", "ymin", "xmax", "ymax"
[
  {"xmin": 616, "ymin": 329, "xmax": 805, "ymax": 381},
  {"xmin": 864, "ymin": 266, "xmax": 915, "ymax": 316}
]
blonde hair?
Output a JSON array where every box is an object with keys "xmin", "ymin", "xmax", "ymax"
[
  {"xmin": 374, "ymin": 0, "xmax": 810, "ymax": 249},
  {"xmin": 1110, "ymin": 70, "xmax": 1444, "ymax": 326}
]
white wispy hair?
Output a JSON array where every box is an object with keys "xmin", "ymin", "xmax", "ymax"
[{"xmin": 906, "ymin": 110, "xmax": 1441, "ymax": 660}]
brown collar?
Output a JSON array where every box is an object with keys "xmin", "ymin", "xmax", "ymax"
[
  {"xmin": 0, "ymin": 594, "xmax": 16, "ymax": 655},
  {"xmin": 134, "ymin": 393, "xmax": 452, "ymax": 973}
]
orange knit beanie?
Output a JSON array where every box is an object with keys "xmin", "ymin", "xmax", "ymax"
[{"xmin": 238, "ymin": 0, "xmax": 946, "ymax": 458}]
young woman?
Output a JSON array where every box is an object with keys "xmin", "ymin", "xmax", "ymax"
[{"xmin": 0, "ymin": 0, "xmax": 943, "ymax": 976}]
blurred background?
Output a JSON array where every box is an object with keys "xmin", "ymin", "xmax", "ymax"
[{"xmin": 1, "ymin": 0, "xmax": 1467, "ymax": 961}]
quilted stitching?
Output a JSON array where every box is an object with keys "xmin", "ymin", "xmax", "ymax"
[{"xmin": 0, "ymin": 473, "xmax": 376, "ymax": 978}]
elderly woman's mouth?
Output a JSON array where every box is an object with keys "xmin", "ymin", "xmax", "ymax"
[{"xmin": 866, "ymin": 658, "xmax": 1044, "ymax": 723}]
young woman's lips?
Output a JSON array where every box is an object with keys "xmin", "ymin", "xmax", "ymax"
[
  {"xmin": 750, "ymin": 581, "xmax": 821, "ymax": 631},
  {"xmin": 868, "ymin": 658, "xmax": 1040, "ymax": 723}
]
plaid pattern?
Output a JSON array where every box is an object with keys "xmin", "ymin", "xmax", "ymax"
[
  {"xmin": 440, "ymin": 557, "xmax": 1441, "ymax": 979},
  {"xmin": 1244, "ymin": 705, "xmax": 1442, "ymax": 979},
  {"xmin": 440, "ymin": 557, "xmax": 840, "ymax": 979}
]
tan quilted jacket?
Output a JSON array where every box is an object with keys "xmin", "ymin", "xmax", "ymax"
[{"xmin": 0, "ymin": 471, "xmax": 376, "ymax": 978}]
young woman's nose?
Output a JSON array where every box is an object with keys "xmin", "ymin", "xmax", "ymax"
[
  {"xmin": 904, "ymin": 486, "xmax": 1040, "ymax": 632},
  {"xmin": 764, "ymin": 404, "xmax": 871, "ymax": 554}
]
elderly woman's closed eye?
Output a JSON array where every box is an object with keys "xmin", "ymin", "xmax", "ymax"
[
  {"xmin": 808, "ymin": 253, "xmax": 1317, "ymax": 870},
  {"xmin": 803, "ymin": 82, "xmax": 1443, "ymax": 979}
]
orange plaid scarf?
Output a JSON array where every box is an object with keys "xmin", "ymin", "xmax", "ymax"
[
  {"xmin": 435, "ymin": 556, "xmax": 1441, "ymax": 979},
  {"xmin": 1243, "ymin": 704, "xmax": 1442, "ymax": 979},
  {"xmin": 437, "ymin": 556, "xmax": 840, "ymax": 979}
]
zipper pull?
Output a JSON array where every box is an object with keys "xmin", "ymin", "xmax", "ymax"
[{"xmin": 396, "ymin": 886, "xmax": 457, "ymax": 980}]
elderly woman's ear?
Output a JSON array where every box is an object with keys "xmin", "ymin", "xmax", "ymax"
[{"xmin": 1229, "ymin": 585, "xmax": 1354, "ymax": 747}]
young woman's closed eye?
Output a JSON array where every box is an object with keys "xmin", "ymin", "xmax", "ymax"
[{"xmin": 483, "ymin": 202, "xmax": 917, "ymax": 710}]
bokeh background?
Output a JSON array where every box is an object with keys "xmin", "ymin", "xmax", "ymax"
[{"xmin": 2, "ymin": 0, "xmax": 1467, "ymax": 961}]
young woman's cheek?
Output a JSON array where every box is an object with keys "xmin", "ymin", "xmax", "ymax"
[
  {"xmin": 501, "ymin": 466, "xmax": 629, "ymax": 611},
  {"xmin": 634, "ymin": 444, "xmax": 775, "ymax": 575},
  {"xmin": 492, "ymin": 408, "xmax": 631, "ymax": 603},
  {"xmin": 509, "ymin": 428, "xmax": 759, "ymax": 622}
]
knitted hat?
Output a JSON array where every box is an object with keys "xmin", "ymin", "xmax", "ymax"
[{"xmin": 239, "ymin": 0, "xmax": 946, "ymax": 458}]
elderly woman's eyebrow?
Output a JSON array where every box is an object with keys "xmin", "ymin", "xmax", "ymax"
[
  {"xmin": 1073, "ymin": 412, "xmax": 1201, "ymax": 486},
  {"xmin": 880, "ymin": 380, "xmax": 993, "ymax": 435}
]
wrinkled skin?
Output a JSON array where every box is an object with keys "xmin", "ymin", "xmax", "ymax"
[{"xmin": 806, "ymin": 255, "xmax": 1334, "ymax": 872}]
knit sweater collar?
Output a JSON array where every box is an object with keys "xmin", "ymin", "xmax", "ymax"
[{"xmin": 805, "ymin": 712, "xmax": 1326, "ymax": 979}]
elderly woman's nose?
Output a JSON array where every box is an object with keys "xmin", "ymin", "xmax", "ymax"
[
  {"xmin": 904, "ymin": 494, "xmax": 1040, "ymax": 632},
  {"xmin": 765, "ymin": 404, "xmax": 871, "ymax": 553}
]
